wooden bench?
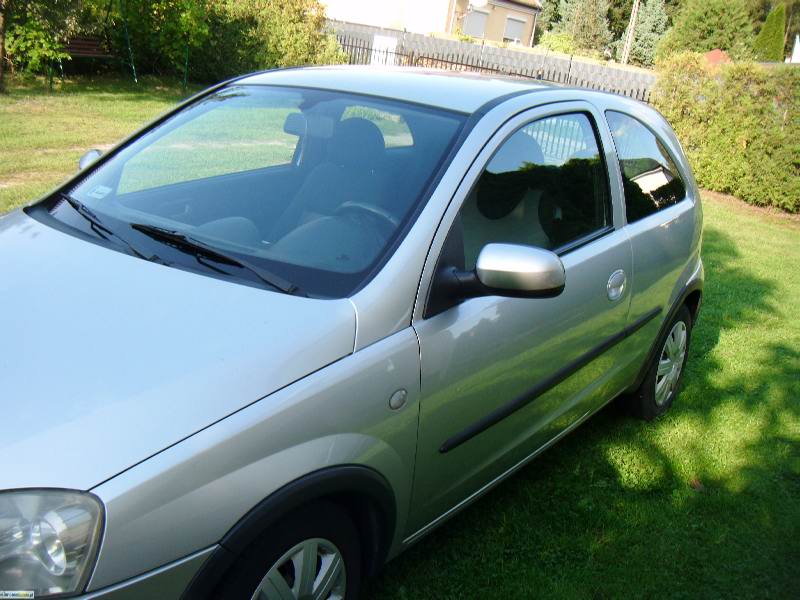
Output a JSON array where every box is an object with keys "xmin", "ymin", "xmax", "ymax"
[
  {"xmin": 64, "ymin": 36, "xmax": 113, "ymax": 60},
  {"xmin": 49, "ymin": 35, "xmax": 137, "ymax": 89}
]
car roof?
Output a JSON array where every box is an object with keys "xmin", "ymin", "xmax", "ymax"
[{"xmin": 238, "ymin": 65, "xmax": 554, "ymax": 114}]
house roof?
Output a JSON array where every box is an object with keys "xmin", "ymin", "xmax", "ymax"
[
  {"xmin": 502, "ymin": 0, "xmax": 544, "ymax": 10},
  {"xmin": 239, "ymin": 65, "xmax": 551, "ymax": 113},
  {"xmin": 704, "ymin": 49, "xmax": 731, "ymax": 65}
]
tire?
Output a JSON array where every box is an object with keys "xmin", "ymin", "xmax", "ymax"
[
  {"xmin": 214, "ymin": 501, "xmax": 362, "ymax": 600},
  {"xmin": 626, "ymin": 304, "xmax": 693, "ymax": 421}
]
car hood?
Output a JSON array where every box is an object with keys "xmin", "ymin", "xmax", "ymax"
[{"xmin": 0, "ymin": 211, "xmax": 356, "ymax": 490}]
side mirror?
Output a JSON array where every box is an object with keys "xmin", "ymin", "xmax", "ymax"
[
  {"xmin": 425, "ymin": 243, "xmax": 566, "ymax": 318},
  {"xmin": 78, "ymin": 149, "xmax": 103, "ymax": 171},
  {"xmin": 475, "ymin": 243, "xmax": 565, "ymax": 297}
]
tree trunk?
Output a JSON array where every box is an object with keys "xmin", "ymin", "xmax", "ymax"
[{"xmin": 0, "ymin": 1, "xmax": 10, "ymax": 94}]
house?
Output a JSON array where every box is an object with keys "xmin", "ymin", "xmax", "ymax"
[{"xmin": 322, "ymin": 0, "xmax": 543, "ymax": 47}]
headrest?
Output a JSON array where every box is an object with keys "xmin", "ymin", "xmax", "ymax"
[
  {"xmin": 477, "ymin": 132, "xmax": 544, "ymax": 219},
  {"xmin": 330, "ymin": 118, "xmax": 385, "ymax": 170},
  {"xmin": 283, "ymin": 112, "xmax": 335, "ymax": 138}
]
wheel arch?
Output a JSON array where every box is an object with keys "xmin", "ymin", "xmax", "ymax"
[
  {"xmin": 627, "ymin": 278, "xmax": 703, "ymax": 394},
  {"xmin": 684, "ymin": 289, "xmax": 703, "ymax": 325},
  {"xmin": 181, "ymin": 465, "xmax": 396, "ymax": 599}
]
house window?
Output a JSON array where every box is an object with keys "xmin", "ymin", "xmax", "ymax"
[
  {"xmin": 503, "ymin": 16, "xmax": 526, "ymax": 43},
  {"xmin": 462, "ymin": 10, "xmax": 488, "ymax": 38}
]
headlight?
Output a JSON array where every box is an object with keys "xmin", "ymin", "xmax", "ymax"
[{"xmin": 0, "ymin": 490, "xmax": 103, "ymax": 598}]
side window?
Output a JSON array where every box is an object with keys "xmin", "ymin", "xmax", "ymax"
[
  {"xmin": 342, "ymin": 105, "xmax": 414, "ymax": 148},
  {"xmin": 605, "ymin": 111, "xmax": 687, "ymax": 223},
  {"xmin": 458, "ymin": 112, "xmax": 611, "ymax": 269}
]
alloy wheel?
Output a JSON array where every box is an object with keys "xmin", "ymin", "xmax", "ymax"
[
  {"xmin": 655, "ymin": 320, "xmax": 687, "ymax": 406},
  {"xmin": 251, "ymin": 537, "xmax": 347, "ymax": 600}
]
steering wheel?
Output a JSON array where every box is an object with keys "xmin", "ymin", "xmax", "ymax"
[{"xmin": 335, "ymin": 201, "xmax": 400, "ymax": 235}]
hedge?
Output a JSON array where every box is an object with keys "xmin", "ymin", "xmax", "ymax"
[{"xmin": 652, "ymin": 53, "xmax": 799, "ymax": 213}]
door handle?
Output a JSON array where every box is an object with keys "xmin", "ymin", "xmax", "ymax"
[{"xmin": 607, "ymin": 269, "xmax": 627, "ymax": 301}]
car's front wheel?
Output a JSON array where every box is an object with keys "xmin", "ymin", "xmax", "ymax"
[
  {"xmin": 626, "ymin": 304, "xmax": 693, "ymax": 420},
  {"xmin": 215, "ymin": 501, "xmax": 362, "ymax": 600}
]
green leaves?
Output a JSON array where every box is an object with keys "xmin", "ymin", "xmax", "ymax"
[
  {"xmin": 613, "ymin": 0, "xmax": 669, "ymax": 67},
  {"xmin": 753, "ymin": 4, "xmax": 787, "ymax": 62},
  {"xmin": 653, "ymin": 53, "xmax": 800, "ymax": 213},
  {"xmin": 656, "ymin": 0, "xmax": 754, "ymax": 60},
  {"xmin": 555, "ymin": 0, "xmax": 613, "ymax": 52},
  {"xmin": 5, "ymin": 0, "xmax": 79, "ymax": 73}
]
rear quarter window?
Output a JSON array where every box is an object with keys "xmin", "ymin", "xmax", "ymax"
[{"xmin": 605, "ymin": 111, "xmax": 687, "ymax": 223}]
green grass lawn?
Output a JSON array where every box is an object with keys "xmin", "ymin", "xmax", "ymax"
[
  {"xmin": 2, "ymin": 77, "xmax": 798, "ymax": 598},
  {"xmin": 0, "ymin": 76, "xmax": 200, "ymax": 212}
]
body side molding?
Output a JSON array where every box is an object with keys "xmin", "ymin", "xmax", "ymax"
[{"xmin": 439, "ymin": 306, "xmax": 663, "ymax": 454}]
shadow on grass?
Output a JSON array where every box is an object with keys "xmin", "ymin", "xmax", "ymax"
[{"xmin": 366, "ymin": 226, "xmax": 799, "ymax": 599}]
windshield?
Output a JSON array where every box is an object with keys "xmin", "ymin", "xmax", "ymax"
[{"xmin": 49, "ymin": 85, "xmax": 465, "ymax": 297}]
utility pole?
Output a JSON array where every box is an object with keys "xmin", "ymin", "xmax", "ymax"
[{"xmin": 620, "ymin": 0, "xmax": 641, "ymax": 65}]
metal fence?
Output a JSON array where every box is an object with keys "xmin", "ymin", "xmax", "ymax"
[{"xmin": 335, "ymin": 31, "xmax": 654, "ymax": 104}]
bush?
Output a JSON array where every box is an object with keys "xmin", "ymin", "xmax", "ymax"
[
  {"xmin": 657, "ymin": 0, "xmax": 754, "ymax": 60},
  {"xmin": 539, "ymin": 31, "xmax": 578, "ymax": 54},
  {"xmin": 753, "ymin": 4, "xmax": 786, "ymax": 62},
  {"xmin": 72, "ymin": 0, "xmax": 344, "ymax": 82},
  {"xmin": 653, "ymin": 53, "xmax": 800, "ymax": 213}
]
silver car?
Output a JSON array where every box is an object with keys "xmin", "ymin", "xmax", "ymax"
[{"xmin": 0, "ymin": 67, "xmax": 702, "ymax": 599}]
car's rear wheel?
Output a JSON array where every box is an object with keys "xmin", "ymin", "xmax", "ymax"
[
  {"xmin": 626, "ymin": 305, "xmax": 693, "ymax": 421},
  {"xmin": 214, "ymin": 501, "xmax": 362, "ymax": 600}
]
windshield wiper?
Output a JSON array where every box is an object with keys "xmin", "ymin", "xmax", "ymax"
[
  {"xmin": 130, "ymin": 223, "xmax": 305, "ymax": 296},
  {"xmin": 60, "ymin": 193, "xmax": 163, "ymax": 263}
]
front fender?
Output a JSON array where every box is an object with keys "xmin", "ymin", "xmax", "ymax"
[{"xmin": 87, "ymin": 328, "xmax": 421, "ymax": 591}]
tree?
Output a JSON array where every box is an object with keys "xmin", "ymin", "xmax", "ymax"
[
  {"xmin": 657, "ymin": 0, "xmax": 754, "ymax": 59},
  {"xmin": 224, "ymin": 0, "xmax": 344, "ymax": 70},
  {"xmin": 557, "ymin": 0, "xmax": 612, "ymax": 51},
  {"xmin": 608, "ymin": 0, "xmax": 632, "ymax": 39},
  {"xmin": 536, "ymin": 0, "xmax": 560, "ymax": 41},
  {"xmin": 609, "ymin": 0, "xmax": 682, "ymax": 38},
  {"xmin": 3, "ymin": 0, "xmax": 80, "ymax": 76},
  {"xmin": 616, "ymin": 0, "xmax": 669, "ymax": 66},
  {"xmin": 0, "ymin": 0, "xmax": 10, "ymax": 93},
  {"xmin": 754, "ymin": 4, "xmax": 787, "ymax": 61}
]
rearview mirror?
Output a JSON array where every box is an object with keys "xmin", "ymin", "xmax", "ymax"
[
  {"xmin": 475, "ymin": 243, "xmax": 565, "ymax": 297},
  {"xmin": 78, "ymin": 149, "xmax": 103, "ymax": 171}
]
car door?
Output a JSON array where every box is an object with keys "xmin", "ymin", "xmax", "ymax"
[
  {"xmin": 604, "ymin": 109, "xmax": 701, "ymax": 336},
  {"xmin": 406, "ymin": 103, "xmax": 635, "ymax": 536}
]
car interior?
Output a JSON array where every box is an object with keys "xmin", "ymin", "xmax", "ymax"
[
  {"xmin": 456, "ymin": 113, "xmax": 611, "ymax": 271},
  {"xmin": 73, "ymin": 88, "xmax": 464, "ymax": 283},
  {"xmin": 65, "ymin": 91, "xmax": 613, "ymax": 298}
]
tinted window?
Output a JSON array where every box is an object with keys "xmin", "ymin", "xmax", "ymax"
[
  {"xmin": 458, "ymin": 112, "xmax": 611, "ymax": 269},
  {"xmin": 52, "ymin": 86, "xmax": 465, "ymax": 298},
  {"xmin": 606, "ymin": 111, "xmax": 687, "ymax": 223}
]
